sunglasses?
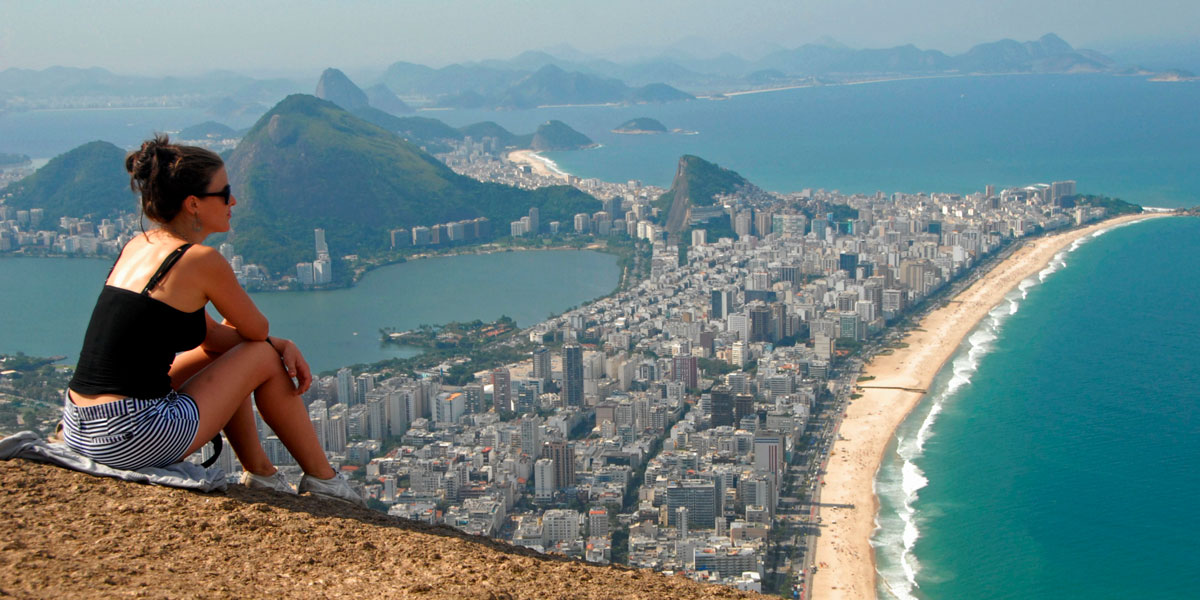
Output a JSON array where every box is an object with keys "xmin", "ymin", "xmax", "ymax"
[{"xmin": 196, "ymin": 185, "xmax": 233, "ymax": 205}]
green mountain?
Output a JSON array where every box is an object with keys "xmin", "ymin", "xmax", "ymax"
[
  {"xmin": 613, "ymin": 118, "xmax": 667, "ymax": 133},
  {"xmin": 223, "ymin": 95, "xmax": 599, "ymax": 273},
  {"xmin": 4, "ymin": 141, "xmax": 133, "ymax": 223},
  {"xmin": 655, "ymin": 155, "xmax": 751, "ymax": 234},
  {"xmin": 530, "ymin": 120, "xmax": 594, "ymax": 151},
  {"xmin": 458, "ymin": 121, "xmax": 532, "ymax": 149}
]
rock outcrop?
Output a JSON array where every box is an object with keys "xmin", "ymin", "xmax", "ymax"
[{"xmin": 0, "ymin": 461, "xmax": 762, "ymax": 599}]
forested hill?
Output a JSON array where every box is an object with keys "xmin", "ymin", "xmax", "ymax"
[
  {"xmin": 223, "ymin": 94, "xmax": 599, "ymax": 274},
  {"xmin": 3, "ymin": 141, "xmax": 132, "ymax": 223}
]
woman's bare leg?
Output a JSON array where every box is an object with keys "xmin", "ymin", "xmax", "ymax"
[
  {"xmin": 178, "ymin": 341, "xmax": 335, "ymax": 479},
  {"xmin": 171, "ymin": 347, "xmax": 273, "ymax": 475}
]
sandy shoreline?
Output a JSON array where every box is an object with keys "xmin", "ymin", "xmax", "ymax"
[
  {"xmin": 810, "ymin": 213, "xmax": 1167, "ymax": 599},
  {"xmin": 506, "ymin": 149, "xmax": 569, "ymax": 181}
]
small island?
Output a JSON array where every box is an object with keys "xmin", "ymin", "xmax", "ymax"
[
  {"xmin": 612, "ymin": 117, "xmax": 668, "ymax": 135},
  {"xmin": 380, "ymin": 316, "xmax": 518, "ymax": 351}
]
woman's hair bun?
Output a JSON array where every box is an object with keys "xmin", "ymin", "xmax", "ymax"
[{"xmin": 124, "ymin": 134, "xmax": 223, "ymax": 225}]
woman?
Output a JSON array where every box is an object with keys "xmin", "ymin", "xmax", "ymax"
[{"xmin": 61, "ymin": 135, "xmax": 364, "ymax": 507}]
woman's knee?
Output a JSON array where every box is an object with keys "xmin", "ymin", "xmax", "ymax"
[{"xmin": 232, "ymin": 340, "xmax": 278, "ymax": 365}]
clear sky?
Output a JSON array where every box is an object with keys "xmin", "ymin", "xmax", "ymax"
[{"xmin": 2, "ymin": 0, "xmax": 1197, "ymax": 76}]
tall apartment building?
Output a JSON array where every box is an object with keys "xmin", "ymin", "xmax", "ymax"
[{"xmin": 562, "ymin": 344, "xmax": 583, "ymax": 408}]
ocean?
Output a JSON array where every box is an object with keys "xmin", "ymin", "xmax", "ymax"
[
  {"xmin": 435, "ymin": 74, "xmax": 1200, "ymax": 209},
  {"xmin": 873, "ymin": 216, "xmax": 1200, "ymax": 599}
]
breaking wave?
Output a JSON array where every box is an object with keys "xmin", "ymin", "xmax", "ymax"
[{"xmin": 871, "ymin": 221, "xmax": 1131, "ymax": 599}]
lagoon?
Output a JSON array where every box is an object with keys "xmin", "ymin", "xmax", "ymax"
[{"xmin": 0, "ymin": 249, "xmax": 620, "ymax": 373}]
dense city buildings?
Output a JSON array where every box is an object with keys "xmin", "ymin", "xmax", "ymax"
[{"xmin": 1, "ymin": 135, "xmax": 1114, "ymax": 592}]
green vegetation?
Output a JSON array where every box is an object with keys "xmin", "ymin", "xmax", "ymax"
[
  {"xmin": 613, "ymin": 117, "xmax": 667, "ymax": 133},
  {"xmin": 654, "ymin": 154, "xmax": 750, "ymax": 216},
  {"xmin": 1062, "ymin": 194, "xmax": 1143, "ymax": 215},
  {"xmin": 380, "ymin": 316, "xmax": 517, "ymax": 351},
  {"xmin": 698, "ymin": 357, "xmax": 738, "ymax": 377},
  {"xmin": 333, "ymin": 343, "xmax": 534, "ymax": 386},
  {"xmin": 856, "ymin": 375, "xmax": 876, "ymax": 382},
  {"xmin": 530, "ymin": 120, "xmax": 594, "ymax": 151},
  {"xmin": 685, "ymin": 214, "xmax": 737, "ymax": 242},
  {"xmin": 4, "ymin": 141, "xmax": 133, "ymax": 223},
  {"xmin": 223, "ymin": 95, "xmax": 601, "ymax": 274}
]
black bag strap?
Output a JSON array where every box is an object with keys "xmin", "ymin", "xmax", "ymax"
[
  {"xmin": 142, "ymin": 243, "xmax": 193, "ymax": 295},
  {"xmin": 200, "ymin": 434, "xmax": 223, "ymax": 468}
]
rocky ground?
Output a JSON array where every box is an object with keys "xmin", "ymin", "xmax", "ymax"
[{"xmin": 0, "ymin": 460, "xmax": 764, "ymax": 599}]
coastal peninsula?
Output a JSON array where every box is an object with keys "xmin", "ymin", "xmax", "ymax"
[{"xmin": 810, "ymin": 212, "xmax": 1168, "ymax": 600}]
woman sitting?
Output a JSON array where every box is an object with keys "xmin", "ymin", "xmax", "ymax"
[{"xmin": 61, "ymin": 135, "xmax": 363, "ymax": 507}]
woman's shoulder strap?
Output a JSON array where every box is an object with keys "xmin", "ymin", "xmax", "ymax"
[{"xmin": 141, "ymin": 243, "xmax": 193, "ymax": 295}]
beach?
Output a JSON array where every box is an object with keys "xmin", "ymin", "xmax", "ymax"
[
  {"xmin": 809, "ymin": 212, "xmax": 1167, "ymax": 600},
  {"xmin": 506, "ymin": 149, "xmax": 569, "ymax": 181}
]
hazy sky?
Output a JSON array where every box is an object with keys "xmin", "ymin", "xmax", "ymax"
[{"xmin": 3, "ymin": 0, "xmax": 1197, "ymax": 76}]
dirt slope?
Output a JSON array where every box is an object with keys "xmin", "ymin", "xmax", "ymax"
[{"xmin": 0, "ymin": 461, "xmax": 764, "ymax": 599}]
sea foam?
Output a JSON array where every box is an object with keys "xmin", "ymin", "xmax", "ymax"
[{"xmin": 873, "ymin": 222, "xmax": 1130, "ymax": 599}]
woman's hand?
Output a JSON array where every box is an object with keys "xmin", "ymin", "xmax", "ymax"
[{"xmin": 269, "ymin": 337, "xmax": 312, "ymax": 394}]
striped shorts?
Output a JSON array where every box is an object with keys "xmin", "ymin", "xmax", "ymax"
[{"xmin": 61, "ymin": 390, "xmax": 200, "ymax": 470}]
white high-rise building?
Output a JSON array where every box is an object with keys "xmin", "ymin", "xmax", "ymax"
[
  {"xmin": 534, "ymin": 458, "xmax": 556, "ymax": 501},
  {"xmin": 520, "ymin": 416, "xmax": 542, "ymax": 457},
  {"xmin": 337, "ymin": 368, "xmax": 354, "ymax": 405},
  {"xmin": 314, "ymin": 228, "xmax": 328, "ymax": 256},
  {"xmin": 313, "ymin": 257, "xmax": 332, "ymax": 285}
]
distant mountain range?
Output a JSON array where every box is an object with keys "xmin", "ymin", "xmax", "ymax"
[
  {"xmin": 3, "ymin": 34, "xmax": 1183, "ymax": 119},
  {"xmin": 312, "ymin": 71, "xmax": 594, "ymax": 154}
]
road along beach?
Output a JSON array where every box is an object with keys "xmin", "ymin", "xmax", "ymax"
[{"xmin": 810, "ymin": 212, "xmax": 1167, "ymax": 600}]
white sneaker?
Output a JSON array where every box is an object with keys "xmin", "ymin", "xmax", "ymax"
[
  {"xmin": 240, "ymin": 469, "xmax": 296, "ymax": 495},
  {"xmin": 299, "ymin": 472, "xmax": 366, "ymax": 507}
]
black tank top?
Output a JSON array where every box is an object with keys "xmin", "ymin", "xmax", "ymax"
[{"xmin": 69, "ymin": 243, "xmax": 207, "ymax": 399}]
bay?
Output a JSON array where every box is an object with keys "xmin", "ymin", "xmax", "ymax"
[
  {"xmin": 0, "ymin": 107, "xmax": 259, "ymax": 160},
  {"xmin": 0, "ymin": 249, "xmax": 619, "ymax": 373},
  {"xmin": 874, "ymin": 216, "xmax": 1200, "ymax": 599},
  {"xmin": 436, "ymin": 74, "xmax": 1200, "ymax": 208}
]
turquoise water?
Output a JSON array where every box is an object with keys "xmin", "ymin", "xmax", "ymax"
[
  {"xmin": 874, "ymin": 216, "xmax": 1200, "ymax": 599},
  {"xmin": 0, "ymin": 250, "xmax": 619, "ymax": 372},
  {"xmin": 437, "ymin": 75, "xmax": 1200, "ymax": 208}
]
